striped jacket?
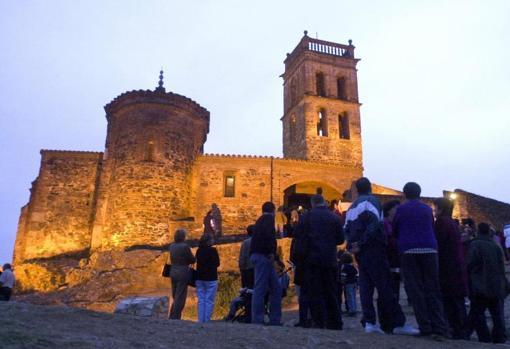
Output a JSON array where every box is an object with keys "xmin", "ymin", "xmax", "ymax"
[{"xmin": 344, "ymin": 194, "xmax": 386, "ymax": 249}]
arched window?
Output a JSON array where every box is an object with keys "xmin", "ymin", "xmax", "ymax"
[
  {"xmin": 337, "ymin": 77, "xmax": 346, "ymax": 100},
  {"xmin": 338, "ymin": 113, "xmax": 350, "ymax": 139},
  {"xmin": 316, "ymin": 72, "xmax": 326, "ymax": 97},
  {"xmin": 317, "ymin": 109, "xmax": 328, "ymax": 137}
]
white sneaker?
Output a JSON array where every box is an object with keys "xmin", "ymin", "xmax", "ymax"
[
  {"xmin": 364, "ymin": 322, "xmax": 385, "ymax": 334},
  {"xmin": 393, "ymin": 324, "xmax": 420, "ymax": 336}
]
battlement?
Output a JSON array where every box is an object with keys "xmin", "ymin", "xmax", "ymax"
[
  {"xmin": 40, "ymin": 149, "xmax": 103, "ymax": 159},
  {"xmin": 284, "ymin": 31, "xmax": 356, "ymax": 71}
]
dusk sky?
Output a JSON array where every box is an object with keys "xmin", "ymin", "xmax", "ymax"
[{"xmin": 1, "ymin": 0, "xmax": 509, "ymax": 263}]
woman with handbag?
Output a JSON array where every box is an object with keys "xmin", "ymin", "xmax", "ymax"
[
  {"xmin": 195, "ymin": 234, "xmax": 220, "ymax": 322},
  {"xmin": 168, "ymin": 229, "xmax": 196, "ymax": 320}
]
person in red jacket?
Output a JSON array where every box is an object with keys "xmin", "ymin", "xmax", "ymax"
[{"xmin": 433, "ymin": 198, "xmax": 468, "ymax": 339}]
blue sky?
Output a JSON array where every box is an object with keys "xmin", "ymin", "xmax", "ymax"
[{"xmin": 1, "ymin": 0, "xmax": 509, "ymax": 263}]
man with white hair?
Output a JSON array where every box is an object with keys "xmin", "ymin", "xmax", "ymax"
[{"xmin": 0, "ymin": 263, "xmax": 15, "ymax": 301}]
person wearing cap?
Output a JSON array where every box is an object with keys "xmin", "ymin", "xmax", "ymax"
[{"xmin": 293, "ymin": 194, "xmax": 344, "ymax": 330}]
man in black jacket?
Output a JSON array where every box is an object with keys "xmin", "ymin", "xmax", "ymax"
[
  {"xmin": 250, "ymin": 201, "xmax": 281, "ymax": 325},
  {"xmin": 294, "ymin": 194, "xmax": 344, "ymax": 329},
  {"xmin": 468, "ymin": 222, "xmax": 507, "ymax": 343}
]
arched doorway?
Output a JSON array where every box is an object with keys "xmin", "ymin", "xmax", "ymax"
[{"xmin": 283, "ymin": 181, "xmax": 341, "ymax": 210}]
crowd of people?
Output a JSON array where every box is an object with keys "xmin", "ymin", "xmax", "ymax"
[{"xmin": 166, "ymin": 177, "xmax": 509, "ymax": 344}]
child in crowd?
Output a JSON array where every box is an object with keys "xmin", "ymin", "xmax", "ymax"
[{"xmin": 340, "ymin": 253, "xmax": 358, "ymax": 316}]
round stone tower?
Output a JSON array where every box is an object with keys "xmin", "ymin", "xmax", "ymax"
[{"xmin": 91, "ymin": 72, "xmax": 209, "ymax": 250}]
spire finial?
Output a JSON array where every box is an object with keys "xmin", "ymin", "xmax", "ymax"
[{"xmin": 156, "ymin": 69, "xmax": 165, "ymax": 92}]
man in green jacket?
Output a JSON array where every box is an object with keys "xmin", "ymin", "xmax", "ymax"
[{"xmin": 467, "ymin": 222, "xmax": 507, "ymax": 343}]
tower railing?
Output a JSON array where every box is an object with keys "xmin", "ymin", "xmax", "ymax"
[
  {"xmin": 285, "ymin": 35, "xmax": 355, "ymax": 68},
  {"xmin": 307, "ymin": 40, "xmax": 353, "ymax": 57}
]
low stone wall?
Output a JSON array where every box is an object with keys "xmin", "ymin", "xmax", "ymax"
[{"xmin": 14, "ymin": 238, "xmax": 293, "ymax": 313}]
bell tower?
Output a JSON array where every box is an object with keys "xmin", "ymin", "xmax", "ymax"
[{"xmin": 281, "ymin": 31, "xmax": 363, "ymax": 170}]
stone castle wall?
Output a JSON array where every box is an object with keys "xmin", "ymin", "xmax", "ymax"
[
  {"xmin": 14, "ymin": 150, "xmax": 102, "ymax": 263},
  {"xmin": 191, "ymin": 154, "xmax": 362, "ymax": 236},
  {"xmin": 89, "ymin": 91, "xmax": 210, "ymax": 252},
  {"xmin": 452, "ymin": 190, "xmax": 510, "ymax": 230}
]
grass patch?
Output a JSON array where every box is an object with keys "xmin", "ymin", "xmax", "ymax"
[
  {"xmin": 213, "ymin": 272, "xmax": 241, "ymax": 320},
  {"xmin": 181, "ymin": 272, "xmax": 241, "ymax": 321}
]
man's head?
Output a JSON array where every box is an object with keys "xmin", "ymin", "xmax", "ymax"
[
  {"xmin": 2, "ymin": 263, "xmax": 11, "ymax": 271},
  {"xmin": 174, "ymin": 229, "xmax": 187, "ymax": 243},
  {"xmin": 477, "ymin": 222, "xmax": 490, "ymax": 236},
  {"xmin": 262, "ymin": 201, "xmax": 276, "ymax": 214},
  {"xmin": 246, "ymin": 224, "xmax": 255, "ymax": 237},
  {"xmin": 355, "ymin": 177, "xmax": 372, "ymax": 195},
  {"xmin": 403, "ymin": 182, "xmax": 421, "ymax": 200},
  {"xmin": 311, "ymin": 194, "xmax": 326, "ymax": 208}
]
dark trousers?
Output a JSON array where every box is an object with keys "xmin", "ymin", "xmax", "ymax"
[
  {"xmin": 170, "ymin": 278, "xmax": 189, "ymax": 319},
  {"xmin": 298, "ymin": 285, "xmax": 311, "ymax": 325},
  {"xmin": 241, "ymin": 268, "xmax": 254, "ymax": 289},
  {"xmin": 443, "ymin": 296, "xmax": 467, "ymax": 339},
  {"xmin": 390, "ymin": 272, "xmax": 400, "ymax": 302},
  {"xmin": 357, "ymin": 246, "xmax": 406, "ymax": 332},
  {"xmin": 302, "ymin": 264, "xmax": 342, "ymax": 329},
  {"xmin": 470, "ymin": 296, "xmax": 506, "ymax": 343},
  {"xmin": 0, "ymin": 287, "xmax": 12, "ymax": 301},
  {"xmin": 401, "ymin": 253, "xmax": 447, "ymax": 335}
]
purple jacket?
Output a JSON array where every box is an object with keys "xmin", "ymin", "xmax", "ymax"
[
  {"xmin": 434, "ymin": 216, "xmax": 468, "ymax": 297},
  {"xmin": 393, "ymin": 200, "xmax": 437, "ymax": 253}
]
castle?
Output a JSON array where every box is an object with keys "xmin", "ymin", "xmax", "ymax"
[{"xmin": 13, "ymin": 32, "xmax": 510, "ymax": 309}]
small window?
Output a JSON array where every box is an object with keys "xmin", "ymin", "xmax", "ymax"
[
  {"xmin": 290, "ymin": 114, "xmax": 297, "ymax": 143},
  {"xmin": 339, "ymin": 113, "xmax": 350, "ymax": 139},
  {"xmin": 290, "ymin": 79, "xmax": 297, "ymax": 106},
  {"xmin": 146, "ymin": 141, "xmax": 155, "ymax": 161},
  {"xmin": 316, "ymin": 72, "xmax": 325, "ymax": 97},
  {"xmin": 337, "ymin": 77, "xmax": 346, "ymax": 100},
  {"xmin": 317, "ymin": 109, "xmax": 328, "ymax": 137},
  {"xmin": 224, "ymin": 175, "xmax": 235, "ymax": 197}
]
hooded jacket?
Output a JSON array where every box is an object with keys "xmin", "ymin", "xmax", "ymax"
[{"xmin": 344, "ymin": 194, "xmax": 386, "ymax": 249}]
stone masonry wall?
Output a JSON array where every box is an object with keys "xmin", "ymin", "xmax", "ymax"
[
  {"xmin": 91, "ymin": 93, "xmax": 209, "ymax": 251},
  {"xmin": 452, "ymin": 189, "xmax": 510, "ymax": 231},
  {"xmin": 13, "ymin": 151, "xmax": 102, "ymax": 262},
  {"xmin": 282, "ymin": 48, "xmax": 362, "ymax": 168},
  {"xmin": 191, "ymin": 155, "xmax": 362, "ymax": 236}
]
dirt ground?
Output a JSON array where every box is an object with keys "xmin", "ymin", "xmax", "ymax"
[{"xmin": 1, "ymin": 300, "xmax": 509, "ymax": 349}]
